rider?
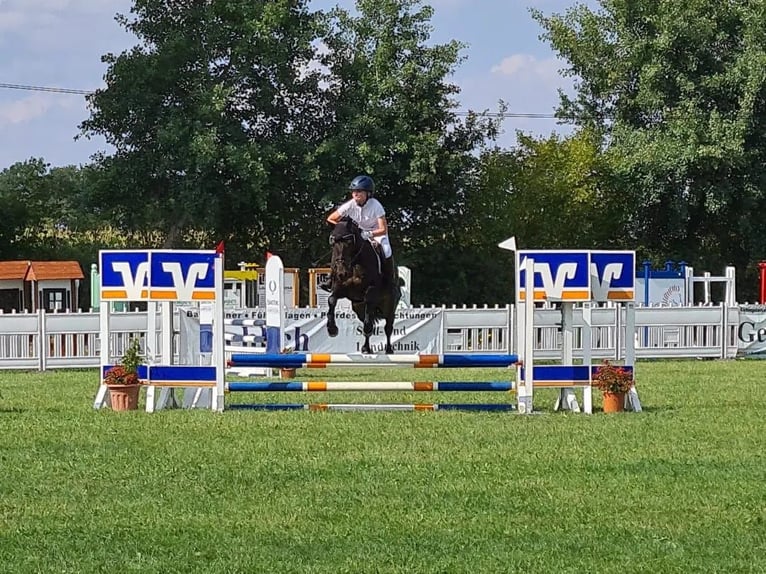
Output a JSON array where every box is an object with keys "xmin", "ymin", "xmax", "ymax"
[{"xmin": 325, "ymin": 174, "xmax": 397, "ymax": 289}]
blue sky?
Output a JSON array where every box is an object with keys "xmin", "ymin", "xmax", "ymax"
[{"xmin": 0, "ymin": 0, "xmax": 595, "ymax": 169}]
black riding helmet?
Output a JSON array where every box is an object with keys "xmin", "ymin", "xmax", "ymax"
[{"xmin": 349, "ymin": 175, "xmax": 375, "ymax": 196}]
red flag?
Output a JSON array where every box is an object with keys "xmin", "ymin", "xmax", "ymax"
[{"xmin": 215, "ymin": 241, "xmax": 225, "ymax": 254}]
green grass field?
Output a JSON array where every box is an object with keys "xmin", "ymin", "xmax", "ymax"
[{"xmin": 1, "ymin": 361, "xmax": 765, "ymax": 573}]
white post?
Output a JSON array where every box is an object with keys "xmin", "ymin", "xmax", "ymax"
[
  {"xmin": 518, "ymin": 256, "xmax": 535, "ymax": 415},
  {"xmin": 213, "ymin": 252, "xmax": 226, "ymax": 412},
  {"xmin": 719, "ymin": 302, "xmax": 728, "ymax": 360},
  {"xmin": 684, "ymin": 266, "xmax": 694, "ymax": 305},
  {"xmin": 144, "ymin": 301, "xmax": 157, "ymax": 411},
  {"xmin": 264, "ymin": 255, "xmax": 285, "ymax": 354},
  {"xmin": 624, "ymin": 302, "xmax": 641, "ymax": 412},
  {"xmin": 37, "ymin": 308, "xmax": 46, "ymax": 372},
  {"xmin": 582, "ymin": 302, "xmax": 593, "ymax": 414},
  {"xmin": 555, "ymin": 302, "xmax": 580, "ymax": 412},
  {"xmin": 93, "ymin": 298, "xmax": 111, "ymax": 409},
  {"xmin": 725, "ymin": 266, "xmax": 736, "ymax": 306}
]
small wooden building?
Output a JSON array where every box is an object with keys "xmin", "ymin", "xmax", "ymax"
[{"xmin": 0, "ymin": 260, "xmax": 85, "ymax": 312}]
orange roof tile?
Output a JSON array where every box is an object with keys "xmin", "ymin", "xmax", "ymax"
[
  {"xmin": 27, "ymin": 261, "xmax": 84, "ymax": 281},
  {"xmin": 0, "ymin": 261, "xmax": 31, "ymax": 280},
  {"xmin": 0, "ymin": 260, "xmax": 84, "ymax": 281}
]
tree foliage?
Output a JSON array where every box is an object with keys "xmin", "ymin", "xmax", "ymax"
[
  {"xmin": 80, "ymin": 0, "xmax": 325, "ymax": 253},
  {"xmin": 533, "ymin": 0, "xmax": 766, "ymax": 295}
]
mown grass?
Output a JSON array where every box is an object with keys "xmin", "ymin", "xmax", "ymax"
[{"xmin": 0, "ymin": 361, "xmax": 765, "ymax": 573}]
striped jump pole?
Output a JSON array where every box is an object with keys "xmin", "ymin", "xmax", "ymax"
[
  {"xmin": 228, "ymin": 353, "xmax": 519, "ymax": 369},
  {"xmin": 227, "ymin": 381, "xmax": 514, "ymax": 392},
  {"xmin": 229, "ymin": 403, "xmax": 515, "ymax": 412}
]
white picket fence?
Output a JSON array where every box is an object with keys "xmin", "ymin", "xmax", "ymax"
[{"xmin": 0, "ymin": 303, "xmax": 741, "ymax": 371}]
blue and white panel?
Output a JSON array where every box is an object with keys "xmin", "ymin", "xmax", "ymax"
[
  {"xmin": 517, "ymin": 251, "xmax": 591, "ymax": 302},
  {"xmin": 590, "ymin": 251, "xmax": 635, "ymax": 302}
]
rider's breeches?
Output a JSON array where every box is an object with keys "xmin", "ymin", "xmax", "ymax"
[{"xmin": 373, "ymin": 235, "xmax": 392, "ymax": 258}]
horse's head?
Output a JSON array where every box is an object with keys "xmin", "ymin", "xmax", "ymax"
[{"xmin": 329, "ymin": 215, "xmax": 362, "ymax": 284}]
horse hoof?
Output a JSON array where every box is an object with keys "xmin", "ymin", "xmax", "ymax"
[
  {"xmin": 385, "ymin": 346, "xmax": 394, "ymax": 354},
  {"xmin": 327, "ymin": 325, "xmax": 338, "ymax": 337},
  {"xmin": 361, "ymin": 346, "xmax": 372, "ymax": 354}
]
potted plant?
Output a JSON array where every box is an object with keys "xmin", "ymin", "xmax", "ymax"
[
  {"xmin": 592, "ymin": 360, "xmax": 634, "ymax": 413},
  {"xmin": 103, "ymin": 338, "xmax": 143, "ymax": 411},
  {"xmin": 279, "ymin": 347, "xmax": 296, "ymax": 379}
]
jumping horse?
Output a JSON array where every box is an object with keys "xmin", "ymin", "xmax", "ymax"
[{"xmin": 325, "ymin": 216, "xmax": 401, "ymax": 354}]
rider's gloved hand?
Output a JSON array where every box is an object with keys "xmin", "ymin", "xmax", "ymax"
[{"xmin": 361, "ymin": 230, "xmax": 373, "ymax": 240}]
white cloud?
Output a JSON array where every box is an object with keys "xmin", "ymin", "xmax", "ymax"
[
  {"xmin": 0, "ymin": 10, "xmax": 23, "ymax": 30},
  {"xmin": 0, "ymin": 93, "xmax": 80, "ymax": 127},
  {"xmin": 0, "ymin": 94, "xmax": 54, "ymax": 126},
  {"xmin": 491, "ymin": 53, "xmax": 562, "ymax": 85},
  {"xmin": 0, "ymin": 0, "xmax": 127, "ymax": 33},
  {"xmin": 0, "ymin": 0, "xmax": 123, "ymax": 11},
  {"xmin": 428, "ymin": 0, "xmax": 464, "ymax": 7}
]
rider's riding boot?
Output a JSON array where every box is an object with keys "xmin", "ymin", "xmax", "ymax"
[{"xmin": 382, "ymin": 255, "xmax": 397, "ymax": 289}]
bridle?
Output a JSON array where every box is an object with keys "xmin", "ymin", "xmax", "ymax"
[{"xmin": 329, "ymin": 224, "xmax": 369, "ymax": 277}]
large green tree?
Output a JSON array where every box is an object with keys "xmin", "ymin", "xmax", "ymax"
[
  {"xmin": 81, "ymin": 0, "xmax": 325, "ymax": 257},
  {"xmin": 533, "ymin": 1, "xmax": 766, "ymax": 297}
]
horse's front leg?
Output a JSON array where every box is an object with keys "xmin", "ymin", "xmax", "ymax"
[
  {"xmin": 384, "ymin": 314, "xmax": 395, "ymax": 355},
  {"xmin": 360, "ymin": 301, "xmax": 374, "ymax": 354},
  {"xmin": 326, "ymin": 292, "xmax": 339, "ymax": 337}
]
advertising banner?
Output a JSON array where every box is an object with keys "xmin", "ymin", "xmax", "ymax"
[
  {"xmin": 736, "ymin": 309, "xmax": 766, "ymax": 356},
  {"xmin": 183, "ymin": 307, "xmax": 444, "ymax": 355}
]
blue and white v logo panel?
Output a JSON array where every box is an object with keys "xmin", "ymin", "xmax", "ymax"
[
  {"xmin": 150, "ymin": 251, "xmax": 217, "ymax": 301},
  {"xmin": 517, "ymin": 251, "xmax": 591, "ymax": 302},
  {"xmin": 99, "ymin": 250, "xmax": 217, "ymax": 302},
  {"xmin": 590, "ymin": 251, "xmax": 635, "ymax": 302}
]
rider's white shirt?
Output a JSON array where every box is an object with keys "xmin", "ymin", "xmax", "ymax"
[
  {"xmin": 336, "ymin": 197, "xmax": 392, "ymax": 257},
  {"xmin": 337, "ymin": 198, "xmax": 385, "ymax": 231}
]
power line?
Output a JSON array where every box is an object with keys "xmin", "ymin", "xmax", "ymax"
[
  {"xmin": 0, "ymin": 82, "xmax": 561, "ymax": 118},
  {"xmin": 0, "ymin": 82, "xmax": 93, "ymax": 95},
  {"xmin": 454, "ymin": 111, "xmax": 558, "ymax": 119}
]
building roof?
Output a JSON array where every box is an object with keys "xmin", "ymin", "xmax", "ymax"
[
  {"xmin": 0, "ymin": 261, "xmax": 84, "ymax": 281},
  {"xmin": 0, "ymin": 261, "xmax": 31, "ymax": 281}
]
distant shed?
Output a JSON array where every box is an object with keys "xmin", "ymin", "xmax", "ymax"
[{"xmin": 0, "ymin": 260, "xmax": 85, "ymax": 312}]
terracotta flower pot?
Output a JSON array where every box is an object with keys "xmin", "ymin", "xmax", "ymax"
[
  {"xmin": 107, "ymin": 384, "xmax": 140, "ymax": 411},
  {"xmin": 602, "ymin": 391, "xmax": 625, "ymax": 413},
  {"xmin": 280, "ymin": 368, "xmax": 297, "ymax": 379}
]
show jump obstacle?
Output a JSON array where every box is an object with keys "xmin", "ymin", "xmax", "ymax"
[
  {"xmin": 93, "ymin": 249, "xmax": 226, "ymax": 412},
  {"xmin": 509, "ymin": 244, "xmax": 642, "ymax": 414},
  {"xmin": 93, "ymin": 244, "xmax": 641, "ymax": 414}
]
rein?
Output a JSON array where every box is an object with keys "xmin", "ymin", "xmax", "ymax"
[{"xmin": 331, "ymin": 232, "xmax": 373, "ymax": 277}]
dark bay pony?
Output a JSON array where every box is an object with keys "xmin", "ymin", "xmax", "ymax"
[{"xmin": 326, "ymin": 216, "xmax": 401, "ymax": 354}]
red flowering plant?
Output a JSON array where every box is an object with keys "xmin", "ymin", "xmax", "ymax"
[
  {"xmin": 103, "ymin": 338, "xmax": 143, "ymax": 386},
  {"xmin": 592, "ymin": 360, "xmax": 634, "ymax": 394}
]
